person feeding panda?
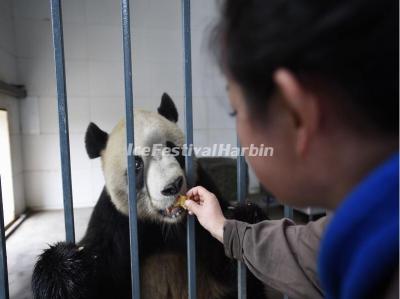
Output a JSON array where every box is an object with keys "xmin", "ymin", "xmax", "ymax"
[{"xmin": 184, "ymin": 0, "xmax": 399, "ymax": 298}]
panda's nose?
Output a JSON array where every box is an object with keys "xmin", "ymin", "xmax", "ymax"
[{"xmin": 161, "ymin": 176, "xmax": 183, "ymax": 196}]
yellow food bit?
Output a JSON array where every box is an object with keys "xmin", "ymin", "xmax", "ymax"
[{"xmin": 174, "ymin": 195, "xmax": 187, "ymax": 208}]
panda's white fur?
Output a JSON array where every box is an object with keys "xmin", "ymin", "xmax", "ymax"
[{"xmin": 101, "ymin": 109, "xmax": 196, "ymax": 223}]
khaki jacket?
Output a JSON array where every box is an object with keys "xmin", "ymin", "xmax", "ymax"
[
  {"xmin": 224, "ymin": 216, "xmax": 327, "ymax": 299},
  {"xmin": 223, "ymin": 216, "xmax": 399, "ymax": 299}
]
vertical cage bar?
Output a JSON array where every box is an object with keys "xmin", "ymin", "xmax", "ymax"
[
  {"xmin": 181, "ymin": 0, "xmax": 197, "ymax": 298},
  {"xmin": 283, "ymin": 205, "xmax": 293, "ymax": 299},
  {"xmin": 236, "ymin": 139, "xmax": 247, "ymax": 299},
  {"xmin": 0, "ymin": 178, "xmax": 9, "ymax": 299},
  {"xmin": 121, "ymin": 0, "xmax": 141, "ymax": 298},
  {"xmin": 50, "ymin": 0, "xmax": 75, "ymax": 243},
  {"xmin": 284, "ymin": 206, "xmax": 293, "ymax": 219}
]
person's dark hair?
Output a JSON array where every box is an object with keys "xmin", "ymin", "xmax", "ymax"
[{"xmin": 212, "ymin": 0, "xmax": 398, "ymax": 135}]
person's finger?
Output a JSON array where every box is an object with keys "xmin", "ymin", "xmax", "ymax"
[
  {"xmin": 194, "ymin": 194, "xmax": 201, "ymax": 203},
  {"xmin": 184, "ymin": 199, "xmax": 201, "ymax": 215},
  {"xmin": 186, "ymin": 187, "xmax": 199, "ymax": 198},
  {"xmin": 186, "ymin": 186, "xmax": 209, "ymax": 197},
  {"xmin": 196, "ymin": 186, "xmax": 211, "ymax": 196},
  {"xmin": 186, "ymin": 193, "xmax": 199, "ymax": 204}
]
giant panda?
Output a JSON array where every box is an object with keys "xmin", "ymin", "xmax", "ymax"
[{"xmin": 32, "ymin": 93, "xmax": 267, "ymax": 299}]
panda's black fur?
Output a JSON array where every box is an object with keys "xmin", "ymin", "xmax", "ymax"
[{"xmin": 32, "ymin": 94, "xmax": 267, "ymax": 299}]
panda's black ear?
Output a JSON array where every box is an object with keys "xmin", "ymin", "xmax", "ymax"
[
  {"xmin": 85, "ymin": 122, "xmax": 108, "ymax": 159},
  {"xmin": 158, "ymin": 93, "xmax": 178, "ymax": 123}
]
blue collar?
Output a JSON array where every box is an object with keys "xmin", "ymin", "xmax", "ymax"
[{"xmin": 319, "ymin": 153, "xmax": 399, "ymax": 299}]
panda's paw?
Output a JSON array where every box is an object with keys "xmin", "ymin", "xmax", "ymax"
[
  {"xmin": 32, "ymin": 242, "xmax": 95, "ymax": 299},
  {"xmin": 226, "ymin": 202, "xmax": 268, "ymax": 224}
]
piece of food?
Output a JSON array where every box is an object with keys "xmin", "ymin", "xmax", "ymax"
[{"xmin": 173, "ymin": 195, "xmax": 187, "ymax": 208}]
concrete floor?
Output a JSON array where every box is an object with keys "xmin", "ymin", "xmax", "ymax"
[{"xmin": 6, "ymin": 208, "xmax": 92, "ymax": 299}]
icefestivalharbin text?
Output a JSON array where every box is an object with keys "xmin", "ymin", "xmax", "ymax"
[{"xmin": 127, "ymin": 143, "xmax": 274, "ymax": 157}]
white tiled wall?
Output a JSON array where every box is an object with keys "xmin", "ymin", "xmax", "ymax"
[
  {"xmin": 0, "ymin": 0, "xmax": 25, "ymax": 216},
  {"xmin": 4, "ymin": 0, "xmax": 259, "ymax": 210}
]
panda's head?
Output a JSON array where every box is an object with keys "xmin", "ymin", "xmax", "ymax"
[{"xmin": 85, "ymin": 93, "xmax": 192, "ymax": 223}]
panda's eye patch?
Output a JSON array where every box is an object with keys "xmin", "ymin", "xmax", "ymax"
[
  {"xmin": 125, "ymin": 156, "xmax": 144, "ymax": 190},
  {"xmin": 165, "ymin": 141, "xmax": 180, "ymax": 155},
  {"xmin": 166, "ymin": 141, "xmax": 176, "ymax": 149},
  {"xmin": 135, "ymin": 156, "xmax": 143, "ymax": 172},
  {"xmin": 125, "ymin": 156, "xmax": 143, "ymax": 178},
  {"xmin": 166, "ymin": 141, "xmax": 185, "ymax": 169}
]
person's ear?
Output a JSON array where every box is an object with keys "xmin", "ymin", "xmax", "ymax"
[{"xmin": 273, "ymin": 69, "xmax": 319, "ymax": 157}]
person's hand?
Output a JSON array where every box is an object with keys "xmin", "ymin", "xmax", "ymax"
[{"xmin": 184, "ymin": 186, "xmax": 226, "ymax": 243}]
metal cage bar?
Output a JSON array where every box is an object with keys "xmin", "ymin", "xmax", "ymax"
[
  {"xmin": 181, "ymin": 1, "xmax": 197, "ymax": 298},
  {"xmin": 121, "ymin": 0, "xmax": 141, "ymax": 298},
  {"xmin": 284, "ymin": 206, "xmax": 293, "ymax": 219},
  {"xmin": 0, "ymin": 178, "xmax": 9, "ymax": 299},
  {"xmin": 236, "ymin": 139, "xmax": 248, "ymax": 299},
  {"xmin": 283, "ymin": 205, "xmax": 293, "ymax": 299},
  {"xmin": 50, "ymin": 0, "xmax": 75, "ymax": 244}
]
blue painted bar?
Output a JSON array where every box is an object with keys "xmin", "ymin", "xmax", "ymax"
[
  {"xmin": 120, "ymin": 0, "xmax": 141, "ymax": 298},
  {"xmin": 181, "ymin": 0, "xmax": 197, "ymax": 298},
  {"xmin": 0, "ymin": 178, "xmax": 9, "ymax": 299},
  {"xmin": 50, "ymin": 0, "xmax": 75, "ymax": 244},
  {"xmin": 236, "ymin": 138, "xmax": 247, "ymax": 299},
  {"xmin": 238, "ymin": 262, "xmax": 247, "ymax": 299},
  {"xmin": 284, "ymin": 206, "xmax": 293, "ymax": 219},
  {"xmin": 283, "ymin": 206, "xmax": 293, "ymax": 299}
]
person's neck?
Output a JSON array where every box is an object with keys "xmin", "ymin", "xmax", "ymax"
[{"xmin": 324, "ymin": 134, "xmax": 398, "ymax": 210}]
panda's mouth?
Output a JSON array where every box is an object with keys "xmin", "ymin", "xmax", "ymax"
[
  {"xmin": 158, "ymin": 196, "xmax": 186, "ymax": 219},
  {"xmin": 159, "ymin": 205, "xmax": 184, "ymax": 218}
]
